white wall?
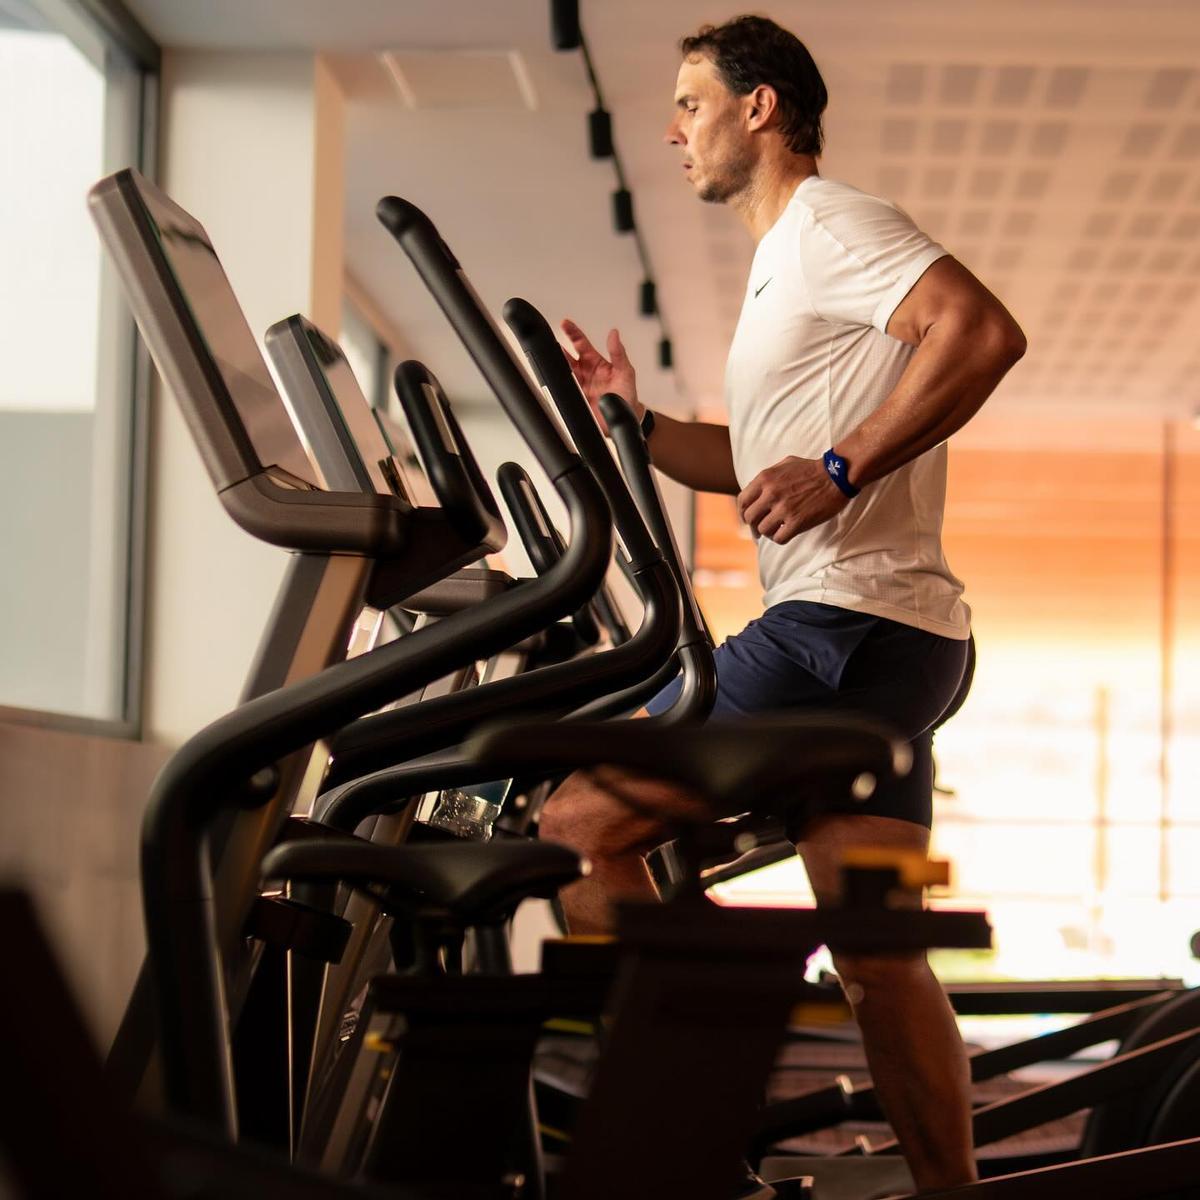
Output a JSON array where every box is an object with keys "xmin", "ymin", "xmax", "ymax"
[
  {"xmin": 145, "ymin": 50, "xmax": 344, "ymax": 743},
  {"xmin": 143, "ymin": 49, "xmax": 688, "ymax": 742}
]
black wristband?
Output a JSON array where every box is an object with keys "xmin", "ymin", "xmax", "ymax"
[{"xmin": 639, "ymin": 408, "xmax": 656, "ymax": 440}]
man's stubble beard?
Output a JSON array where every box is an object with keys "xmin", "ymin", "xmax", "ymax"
[{"xmin": 694, "ymin": 142, "xmax": 755, "ymax": 205}]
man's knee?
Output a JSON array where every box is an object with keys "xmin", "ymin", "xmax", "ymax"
[{"xmin": 539, "ymin": 770, "xmax": 670, "ymax": 859}]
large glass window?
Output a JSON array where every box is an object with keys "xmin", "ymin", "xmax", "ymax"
[
  {"xmin": 0, "ymin": 0, "xmax": 153, "ymax": 727},
  {"xmin": 698, "ymin": 416, "xmax": 1200, "ymax": 987},
  {"xmin": 341, "ymin": 298, "xmax": 387, "ymax": 412}
]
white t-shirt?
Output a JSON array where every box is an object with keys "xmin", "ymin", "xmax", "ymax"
[{"xmin": 725, "ymin": 174, "xmax": 971, "ymax": 639}]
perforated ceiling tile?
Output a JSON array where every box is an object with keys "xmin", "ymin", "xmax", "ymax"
[
  {"xmin": 923, "ymin": 166, "xmax": 956, "ymax": 197},
  {"xmin": 1046, "ymin": 66, "xmax": 1089, "ymax": 108},
  {"xmin": 887, "ymin": 63, "xmax": 925, "ymax": 105},
  {"xmin": 1122, "ymin": 122, "xmax": 1167, "ymax": 156},
  {"xmin": 1031, "ymin": 120, "xmax": 1069, "ymax": 157},
  {"xmin": 1128, "ymin": 212, "xmax": 1165, "ymax": 239},
  {"xmin": 1170, "ymin": 214, "xmax": 1200, "ymax": 239},
  {"xmin": 970, "ymin": 167, "xmax": 1003, "ymax": 198},
  {"xmin": 993, "ymin": 65, "xmax": 1037, "ymax": 106},
  {"xmin": 1149, "ymin": 170, "xmax": 1187, "ymax": 202},
  {"xmin": 1004, "ymin": 210, "xmax": 1037, "ymax": 237},
  {"xmin": 1149, "ymin": 249, "xmax": 1183, "ymax": 272},
  {"xmin": 1110, "ymin": 248, "xmax": 1145, "ymax": 271},
  {"xmin": 922, "ymin": 209, "xmax": 949, "ymax": 236},
  {"xmin": 940, "ymin": 64, "xmax": 982, "ymax": 105},
  {"xmin": 959, "ymin": 209, "xmax": 991, "ymax": 235},
  {"xmin": 1102, "ymin": 170, "xmax": 1139, "ymax": 202},
  {"xmin": 882, "ymin": 118, "xmax": 918, "ymax": 154},
  {"xmin": 993, "ymin": 245, "xmax": 1023, "ymax": 270},
  {"xmin": 1145, "ymin": 67, "xmax": 1194, "ymax": 108},
  {"xmin": 877, "ymin": 166, "xmax": 910, "ymax": 197},
  {"xmin": 1170, "ymin": 124, "xmax": 1200, "ymax": 160},
  {"xmin": 1015, "ymin": 169, "xmax": 1051, "ymax": 199},
  {"xmin": 981, "ymin": 119, "xmax": 1020, "ymax": 155},
  {"xmin": 1083, "ymin": 211, "xmax": 1117, "ymax": 238},
  {"xmin": 932, "ymin": 118, "xmax": 968, "ymax": 155}
]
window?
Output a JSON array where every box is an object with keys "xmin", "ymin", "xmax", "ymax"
[
  {"xmin": 699, "ymin": 414, "xmax": 1200, "ymax": 987},
  {"xmin": 341, "ymin": 298, "xmax": 389, "ymax": 412},
  {"xmin": 0, "ymin": 0, "xmax": 155, "ymax": 728}
]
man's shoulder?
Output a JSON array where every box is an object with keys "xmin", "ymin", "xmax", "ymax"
[{"xmin": 792, "ymin": 176, "xmax": 914, "ymax": 240}]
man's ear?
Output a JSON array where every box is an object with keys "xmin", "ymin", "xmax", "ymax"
[{"xmin": 746, "ymin": 84, "xmax": 778, "ymax": 132}]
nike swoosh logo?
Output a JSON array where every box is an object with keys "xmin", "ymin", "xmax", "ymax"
[{"xmin": 754, "ymin": 277, "xmax": 773, "ymax": 298}]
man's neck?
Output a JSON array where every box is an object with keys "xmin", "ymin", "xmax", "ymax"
[{"xmin": 729, "ymin": 154, "xmax": 819, "ymax": 242}]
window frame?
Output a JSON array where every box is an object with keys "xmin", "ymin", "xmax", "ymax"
[{"xmin": 0, "ymin": 0, "xmax": 159, "ymax": 738}]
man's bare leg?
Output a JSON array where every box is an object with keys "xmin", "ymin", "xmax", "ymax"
[
  {"xmin": 796, "ymin": 813, "xmax": 977, "ymax": 1192},
  {"xmin": 540, "ymin": 773, "xmax": 976, "ymax": 1187},
  {"xmin": 537, "ymin": 767, "xmax": 677, "ymax": 935}
]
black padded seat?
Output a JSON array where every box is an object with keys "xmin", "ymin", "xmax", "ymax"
[
  {"xmin": 261, "ymin": 838, "xmax": 584, "ymax": 926},
  {"xmin": 465, "ymin": 713, "xmax": 909, "ymax": 825}
]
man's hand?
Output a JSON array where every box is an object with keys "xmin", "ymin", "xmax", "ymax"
[
  {"xmin": 737, "ymin": 456, "xmax": 849, "ymax": 544},
  {"xmin": 561, "ymin": 318, "xmax": 643, "ymax": 434}
]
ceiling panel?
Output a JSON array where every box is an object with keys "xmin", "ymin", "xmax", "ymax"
[{"xmin": 123, "ymin": 0, "xmax": 1200, "ymax": 428}]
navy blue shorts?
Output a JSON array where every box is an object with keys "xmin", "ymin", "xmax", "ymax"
[{"xmin": 645, "ymin": 601, "xmax": 973, "ymax": 828}]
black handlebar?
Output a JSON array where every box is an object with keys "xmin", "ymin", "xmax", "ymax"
[
  {"xmin": 497, "ymin": 461, "xmax": 600, "ymax": 646},
  {"xmin": 600, "ymin": 393, "xmax": 713, "ymax": 649},
  {"xmin": 502, "ymin": 297, "xmax": 661, "ymax": 571},
  {"xmin": 393, "ymin": 361, "xmax": 506, "ymax": 550},
  {"xmin": 376, "ymin": 199, "xmax": 576, "ymax": 483}
]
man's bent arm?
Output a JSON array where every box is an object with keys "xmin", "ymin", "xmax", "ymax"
[
  {"xmin": 645, "ymin": 413, "xmax": 740, "ymax": 495},
  {"xmin": 838, "ymin": 256, "xmax": 1026, "ymax": 487},
  {"xmin": 738, "ymin": 256, "xmax": 1025, "ymax": 542}
]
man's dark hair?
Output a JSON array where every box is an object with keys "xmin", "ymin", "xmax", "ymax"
[{"xmin": 679, "ymin": 15, "xmax": 827, "ymax": 156}]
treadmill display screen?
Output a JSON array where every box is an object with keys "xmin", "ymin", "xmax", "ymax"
[
  {"xmin": 294, "ymin": 320, "xmax": 410, "ymax": 500},
  {"xmin": 133, "ymin": 176, "xmax": 320, "ymax": 488}
]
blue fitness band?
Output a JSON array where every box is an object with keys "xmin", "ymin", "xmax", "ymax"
[{"xmin": 823, "ymin": 449, "xmax": 859, "ymax": 498}]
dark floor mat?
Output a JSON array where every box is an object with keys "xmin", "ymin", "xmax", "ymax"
[
  {"xmin": 534, "ymin": 1022, "xmax": 1089, "ymax": 1161},
  {"xmin": 766, "ymin": 1032, "xmax": 1087, "ymax": 1159}
]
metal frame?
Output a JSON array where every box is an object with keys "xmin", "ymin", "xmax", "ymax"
[{"xmin": 74, "ymin": 0, "xmax": 158, "ymax": 69}]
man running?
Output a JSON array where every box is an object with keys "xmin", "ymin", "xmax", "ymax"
[{"xmin": 545, "ymin": 15, "xmax": 1026, "ymax": 1192}]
